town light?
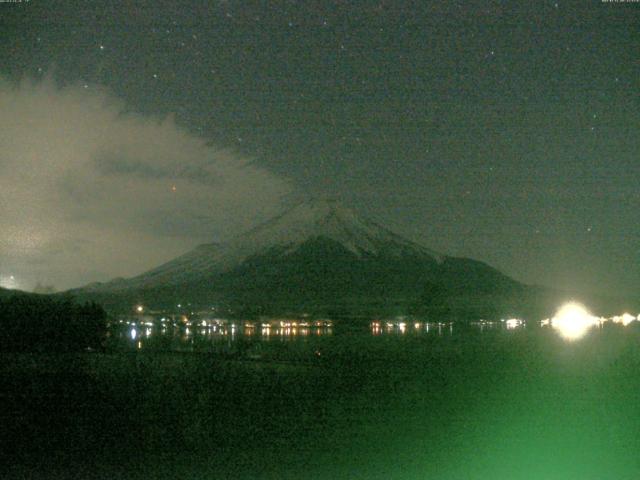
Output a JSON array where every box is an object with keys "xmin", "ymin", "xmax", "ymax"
[{"xmin": 551, "ymin": 302, "xmax": 597, "ymax": 341}]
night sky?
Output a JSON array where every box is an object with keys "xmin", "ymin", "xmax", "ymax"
[{"xmin": 1, "ymin": 0, "xmax": 638, "ymax": 296}]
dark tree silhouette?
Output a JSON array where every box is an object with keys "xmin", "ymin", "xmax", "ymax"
[{"xmin": 0, "ymin": 293, "xmax": 107, "ymax": 352}]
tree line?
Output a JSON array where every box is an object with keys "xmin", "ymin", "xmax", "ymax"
[{"xmin": 0, "ymin": 293, "xmax": 107, "ymax": 352}]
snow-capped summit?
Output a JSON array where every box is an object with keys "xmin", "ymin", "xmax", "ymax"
[
  {"xmin": 89, "ymin": 199, "xmax": 443, "ymax": 291},
  {"xmin": 233, "ymin": 198, "xmax": 442, "ymax": 260}
]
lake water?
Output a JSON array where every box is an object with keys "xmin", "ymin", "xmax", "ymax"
[{"xmin": 3, "ymin": 316, "xmax": 640, "ymax": 479}]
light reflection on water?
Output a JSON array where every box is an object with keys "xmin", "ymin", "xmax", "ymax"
[
  {"xmin": 113, "ymin": 319, "xmax": 477, "ymax": 354},
  {"xmin": 109, "ymin": 308, "xmax": 640, "ymax": 353},
  {"xmin": 370, "ymin": 320, "xmax": 455, "ymax": 336},
  {"xmin": 109, "ymin": 319, "xmax": 335, "ymax": 353},
  {"xmin": 116, "ymin": 318, "xmax": 462, "ymax": 352}
]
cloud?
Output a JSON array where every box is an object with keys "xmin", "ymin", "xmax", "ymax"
[{"xmin": 0, "ymin": 76, "xmax": 293, "ymax": 290}]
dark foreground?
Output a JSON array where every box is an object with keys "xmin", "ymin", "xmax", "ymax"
[{"xmin": 2, "ymin": 326, "xmax": 640, "ymax": 479}]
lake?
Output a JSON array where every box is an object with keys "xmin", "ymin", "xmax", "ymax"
[{"xmin": 2, "ymin": 315, "xmax": 640, "ymax": 479}]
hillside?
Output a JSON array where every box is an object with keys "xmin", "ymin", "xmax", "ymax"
[{"xmin": 71, "ymin": 200, "xmax": 539, "ymax": 318}]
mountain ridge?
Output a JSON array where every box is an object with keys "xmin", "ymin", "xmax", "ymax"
[
  {"xmin": 85, "ymin": 199, "xmax": 446, "ymax": 292},
  {"xmin": 73, "ymin": 199, "xmax": 530, "ymax": 317}
]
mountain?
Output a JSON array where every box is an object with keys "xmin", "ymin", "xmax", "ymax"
[
  {"xmin": 86, "ymin": 199, "xmax": 445, "ymax": 291},
  {"xmin": 74, "ymin": 199, "xmax": 528, "ymax": 318}
]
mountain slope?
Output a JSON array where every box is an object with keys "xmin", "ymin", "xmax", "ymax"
[
  {"xmin": 76, "ymin": 199, "xmax": 525, "ymax": 316},
  {"xmin": 87, "ymin": 199, "xmax": 445, "ymax": 291}
]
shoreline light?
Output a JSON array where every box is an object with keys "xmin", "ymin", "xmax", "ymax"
[
  {"xmin": 505, "ymin": 318, "xmax": 523, "ymax": 330},
  {"xmin": 611, "ymin": 313, "xmax": 636, "ymax": 327},
  {"xmin": 551, "ymin": 302, "xmax": 598, "ymax": 341}
]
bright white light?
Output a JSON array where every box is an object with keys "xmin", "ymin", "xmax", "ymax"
[
  {"xmin": 130, "ymin": 328, "xmax": 137, "ymax": 340},
  {"xmin": 135, "ymin": 305, "xmax": 144, "ymax": 313},
  {"xmin": 551, "ymin": 302, "xmax": 598, "ymax": 340},
  {"xmin": 0, "ymin": 274, "xmax": 19, "ymax": 290},
  {"xmin": 619, "ymin": 313, "xmax": 631, "ymax": 325},
  {"xmin": 611, "ymin": 313, "xmax": 636, "ymax": 326},
  {"xmin": 505, "ymin": 318, "xmax": 523, "ymax": 330}
]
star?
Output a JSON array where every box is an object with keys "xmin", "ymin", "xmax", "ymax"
[{"xmin": 99, "ymin": 44, "xmax": 105, "ymax": 51}]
